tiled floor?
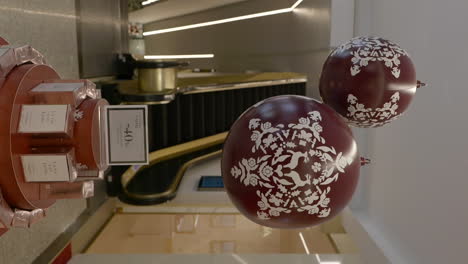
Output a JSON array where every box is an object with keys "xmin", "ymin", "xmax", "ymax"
[
  {"xmin": 86, "ymin": 213, "xmax": 359, "ymax": 255},
  {"xmin": 94, "ymin": 155, "xmax": 360, "ymax": 256},
  {"xmin": 70, "ymin": 253, "xmax": 364, "ymax": 264}
]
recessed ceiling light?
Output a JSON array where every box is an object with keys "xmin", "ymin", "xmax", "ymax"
[
  {"xmin": 144, "ymin": 54, "xmax": 214, "ymax": 59},
  {"xmin": 143, "ymin": 0, "xmax": 304, "ymax": 36}
]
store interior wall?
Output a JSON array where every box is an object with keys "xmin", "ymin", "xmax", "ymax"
[
  {"xmin": 143, "ymin": 0, "xmax": 331, "ymax": 98},
  {"xmin": 77, "ymin": 0, "xmax": 129, "ymax": 78},
  {"xmin": 0, "ymin": 0, "xmax": 79, "ymax": 79},
  {"xmin": 4, "ymin": 0, "xmax": 466, "ymax": 263},
  {"xmin": 86, "ymin": 213, "xmax": 339, "ymax": 254},
  {"xmin": 350, "ymin": 0, "xmax": 468, "ymax": 263},
  {"xmin": 0, "ymin": 1, "xmax": 87, "ymax": 263}
]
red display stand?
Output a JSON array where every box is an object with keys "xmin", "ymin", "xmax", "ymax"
[
  {"xmin": 0, "ymin": 63, "xmax": 60, "ymax": 210},
  {"xmin": 0, "ymin": 36, "xmax": 106, "ymax": 234}
]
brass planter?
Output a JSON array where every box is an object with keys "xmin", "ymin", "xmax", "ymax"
[
  {"xmin": 135, "ymin": 60, "xmax": 188, "ymax": 93},
  {"xmin": 138, "ymin": 67, "xmax": 176, "ymax": 92}
]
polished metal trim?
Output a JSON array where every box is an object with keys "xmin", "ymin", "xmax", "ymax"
[
  {"xmin": 121, "ymin": 100, "xmax": 172, "ymax": 105},
  {"xmin": 87, "ymin": 76, "xmax": 116, "ymax": 82},
  {"xmin": 182, "ymin": 77, "xmax": 307, "ymax": 94},
  {"xmin": 117, "ymin": 75, "xmax": 307, "ymax": 104},
  {"xmin": 119, "ymin": 94, "xmax": 175, "ymax": 105}
]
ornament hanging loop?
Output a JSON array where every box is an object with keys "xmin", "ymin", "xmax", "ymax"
[
  {"xmin": 417, "ymin": 80, "xmax": 426, "ymax": 89},
  {"xmin": 360, "ymin": 157, "xmax": 371, "ymax": 166}
]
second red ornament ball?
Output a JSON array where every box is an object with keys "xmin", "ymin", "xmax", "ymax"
[{"xmin": 319, "ymin": 36, "xmax": 418, "ymax": 128}]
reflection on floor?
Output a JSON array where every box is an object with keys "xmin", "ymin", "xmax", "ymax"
[
  {"xmin": 70, "ymin": 254, "xmax": 363, "ymax": 264},
  {"xmin": 86, "ymin": 213, "xmax": 359, "ymax": 255}
]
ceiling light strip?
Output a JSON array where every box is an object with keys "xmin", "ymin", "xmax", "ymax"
[
  {"xmin": 290, "ymin": 0, "xmax": 304, "ymax": 9},
  {"xmin": 142, "ymin": 0, "xmax": 160, "ymax": 6},
  {"xmin": 144, "ymin": 54, "xmax": 214, "ymax": 59},
  {"xmin": 143, "ymin": 0, "xmax": 303, "ymax": 36}
]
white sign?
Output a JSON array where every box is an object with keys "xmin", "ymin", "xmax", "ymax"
[
  {"xmin": 104, "ymin": 105, "xmax": 148, "ymax": 165},
  {"xmin": 21, "ymin": 154, "xmax": 71, "ymax": 182},
  {"xmin": 18, "ymin": 105, "xmax": 69, "ymax": 133}
]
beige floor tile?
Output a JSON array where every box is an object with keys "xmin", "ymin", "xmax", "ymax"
[{"xmin": 86, "ymin": 213, "xmax": 357, "ymax": 255}]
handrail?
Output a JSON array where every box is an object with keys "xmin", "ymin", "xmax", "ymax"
[
  {"xmin": 120, "ymin": 132, "xmax": 228, "ymax": 202},
  {"xmin": 122, "ymin": 150, "xmax": 222, "ymax": 200}
]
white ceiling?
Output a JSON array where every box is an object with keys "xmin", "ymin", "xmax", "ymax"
[{"xmin": 129, "ymin": 0, "xmax": 248, "ymax": 24}]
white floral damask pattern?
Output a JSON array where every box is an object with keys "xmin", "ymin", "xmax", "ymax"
[
  {"xmin": 332, "ymin": 36, "xmax": 408, "ymax": 78},
  {"xmin": 76, "ymin": 163, "xmax": 88, "ymax": 170},
  {"xmin": 74, "ymin": 110, "xmax": 84, "ymax": 121},
  {"xmin": 347, "ymin": 92, "xmax": 401, "ymax": 128},
  {"xmin": 230, "ymin": 111, "xmax": 353, "ymax": 220}
]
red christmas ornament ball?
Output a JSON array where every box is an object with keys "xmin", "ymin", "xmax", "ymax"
[
  {"xmin": 319, "ymin": 36, "xmax": 418, "ymax": 127},
  {"xmin": 222, "ymin": 95, "xmax": 361, "ymax": 228}
]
